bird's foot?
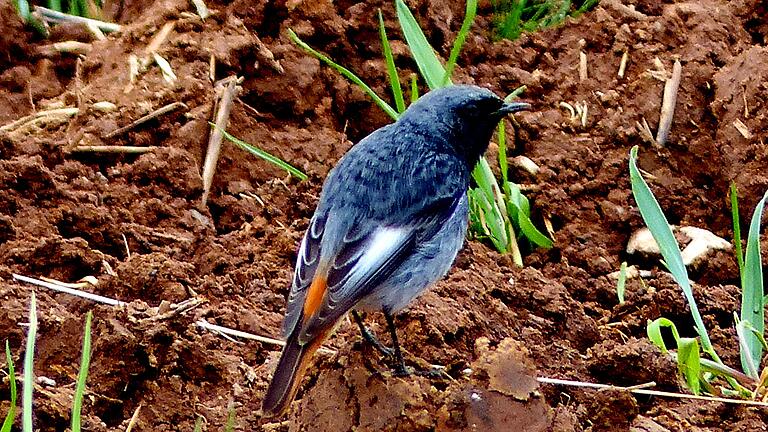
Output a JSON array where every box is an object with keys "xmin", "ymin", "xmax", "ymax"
[
  {"xmin": 413, "ymin": 365, "xmax": 449, "ymax": 379},
  {"xmin": 388, "ymin": 362, "xmax": 448, "ymax": 379},
  {"xmin": 390, "ymin": 363, "xmax": 412, "ymax": 377}
]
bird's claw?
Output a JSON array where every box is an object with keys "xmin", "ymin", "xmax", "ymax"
[{"xmin": 389, "ymin": 363, "xmax": 447, "ymax": 379}]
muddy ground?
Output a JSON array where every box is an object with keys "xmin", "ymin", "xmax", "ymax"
[{"xmin": 1, "ymin": 0, "xmax": 768, "ymax": 430}]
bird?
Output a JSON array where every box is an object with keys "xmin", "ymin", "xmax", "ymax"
[{"xmin": 261, "ymin": 84, "xmax": 530, "ymax": 417}]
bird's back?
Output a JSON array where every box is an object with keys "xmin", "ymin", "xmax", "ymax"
[{"xmin": 317, "ymin": 122, "xmax": 469, "ymax": 227}]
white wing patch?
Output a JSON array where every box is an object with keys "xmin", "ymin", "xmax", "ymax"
[
  {"xmin": 358, "ymin": 227, "xmax": 408, "ymax": 272},
  {"xmin": 336, "ymin": 226, "xmax": 408, "ymax": 296}
]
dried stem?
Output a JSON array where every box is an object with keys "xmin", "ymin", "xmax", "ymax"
[
  {"xmin": 618, "ymin": 50, "xmax": 628, "ymax": 78},
  {"xmin": 0, "ymin": 107, "xmax": 79, "ymax": 133},
  {"xmin": 34, "ymin": 6, "xmax": 121, "ymax": 32},
  {"xmin": 201, "ymin": 78, "xmax": 239, "ymax": 206},
  {"xmin": 194, "ymin": 320, "xmax": 336, "ymax": 355},
  {"xmin": 655, "ymin": 59, "xmax": 682, "ymax": 146},
  {"xmin": 69, "ymin": 145, "xmax": 158, "ymax": 154},
  {"xmin": 538, "ymin": 376, "xmax": 768, "ymax": 406},
  {"xmin": 38, "ymin": 41, "xmax": 92, "ymax": 56},
  {"xmin": 104, "ymin": 102, "xmax": 187, "ymax": 138},
  {"xmin": 579, "ymin": 51, "xmax": 588, "ymax": 82},
  {"xmin": 13, "ymin": 274, "xmax": 126, "ymax": 307}
]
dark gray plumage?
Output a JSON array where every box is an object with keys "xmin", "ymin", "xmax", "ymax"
[{"xmin": 262, "ymin": 84, "xmax": 530, "ymax": 417}]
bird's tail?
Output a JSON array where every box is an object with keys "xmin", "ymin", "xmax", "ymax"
[{"xmin": 261, "ymin": 328, "xmax": 324, "ymax": 417}]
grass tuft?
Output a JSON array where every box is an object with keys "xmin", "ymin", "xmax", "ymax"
[
  {"xmin": 9, "ymin": 293, "xmax": 97, "ymax": 431},
  {"xmin": 630, "ymin": 145, "xmax": 768, "ymax": 396},
  {"xmin": 491, "ymin": 0, "xmax": 599, "ymax": 40}
]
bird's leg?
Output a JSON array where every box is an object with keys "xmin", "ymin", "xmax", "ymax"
[
  {"xmin": 352, "ymin": 310, "xmax": 393, "ymax": 357},
  {"xmin": 383, "ymin": 310, "xmax": 410, "ymax": 377},
  {"xmin": 383, "ymin": 311, "xmax": 448, "ymax": 379}
]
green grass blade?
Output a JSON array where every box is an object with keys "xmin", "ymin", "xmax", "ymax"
[
  {"xmin": 1, "ymin": 341, "xmax": 17, "ymax": 432},
  {"xmin": 647, "ymin": 317, "xmax": 701, "ymax": 394},
  {"xmin": 395, "ymin": 0, "xmax": 449, "ymax": 89},
  {"xmin": 192, "ymin": 416, "xmax": 203, "ymax": 432},
  {"xmin": 740, "ymin": 189, "xmax": 768, "ymax": 375},
  {"xmin": 68, "ymin": 0, "xmax": 80, "ymax": 16},
  {"xmin": 576, "ymin": 0, "xmax": 599, "ymax": 14},
  {"xmin": 498, "ymin": 0, "xmax": 526, "ymax": 40},
  {"xmin": 410, "ymin": 75, "xmax": 419, "ymax": 103},
  {"xmin": 471, "ymin": 158, "xmax": 495, "ymax": 200},
  {"xmin": 677, "ymin": 337, "xmax": 702, "ymax": 395},
  {"xmin": 490, "ymin": 177, "xmax": 522, "ymax": 265},
  {"xmin": 496, "ymin": 86, "xmax": 552, "ymax": 251},
  {"xmin": 527, "ymin": 3, "xmax": 551, "ymax": 28},
  {"xmin": 224, "ymin": 402, "xmax": 236, "ymax": 432},
  {"xmin": 442, "ymin": 0, "xmax": 477, "ymax": 86},
  {"xmin": 22, "ymin": 292, "xmax": 37, "ymax": 432},
  {"xmin": 518, "ymin": 214, "xmax": 552, "ymax": 248},
  {"xmin": 378, "ymin": 10, "xmax": 405, "ymax": 114},
  {"xmin": 14, "ymin": 0, "xmax": 31, "ymax": 20},
  {"xmin": 469, "ymin": 187, "xmax": 507, "ymax": 253},
  {"xmin": 616, "ymin": 261, "xmax": 628, "ymax": 304},
  {"xmin": 78, "ymin": 0, "xmax": 91, "ymax": 18},
  {"xmin": 735, "ymin": 316, "xmax": 758, "ymax": 379},
  {"xmin": 13, "ymin": 0, "xmax": 48, "ymax": 35},
  {"xmin": 288, "ymin": 29, "xmax": 398, "ymax": 120},
  {"xmin": 629, "ymin": 146, "xmax": 713, "ymax": 354},
  {"xmin": 730, "ymin": 182, "xmax": 744, "ymax": 278},
  {"xmin": 506, "ymin": 183, "xmax": 553, "ymax": 248},
  {"xmin": 470, "ymin": 160, "xmax": 509, "ymax": 251},
  {"xmin": 48, "ymin": 0, "xmax": 62, "ymax": 11},
  {"xmin": 215, "ymin": 125, "xmax": 308, "ymax": 181},
  {"xmin": 71, "ymin": 311, "xmax": 93, "ymax": 432},
  {"xmin": 498, "ymin": 120, "xmax": 508, "ymax": 184},
  {"xmin": 647, "ymin": 317, "xmax": 677, "ymax": 354},
  {"xmin": 744, "ymin": 320, "xmax": 768, "ymax": 351}
]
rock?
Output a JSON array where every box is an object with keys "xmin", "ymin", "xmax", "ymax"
[{"xmin": 626, "ymin": 226, "xmax": 731, "ymax": 267}]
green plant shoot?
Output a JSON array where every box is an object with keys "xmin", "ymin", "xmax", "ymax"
[
  {"xmin": 22, "ymin": 292, "xmax": 37, "ymax": 432},
  {"xmin": 1, "ymin": 341, "xmax": 17, "ymax": 432},
  {"xmin": 71, "ymin": 311, "xmax": 93, "ymax": 432},
  {"xmin": 647, "ymin": 317, "xmax": 702, "ymax": 394},
  {"xmin": 616, "ymin": 261, "xmax": 627, "ymax": 304},
  {"xmin": 739, "ymin": 189, "xmax": 768, "ymax": 376}
]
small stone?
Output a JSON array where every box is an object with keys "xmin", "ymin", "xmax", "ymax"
[{"xmin": 92, "ymin": 101, "xmax": 117, "ymax": 112}]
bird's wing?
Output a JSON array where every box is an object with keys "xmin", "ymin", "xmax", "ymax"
[
  {"xmin": 297, "ymin": 194, "xmax": 462, "ymax": 345},
  {"xmin": 280, "ymin": 213, "xmax": 326, "ymax": 338},
  {"xmin": 280, "ymin": 190, "xmax": 463, "ymax": 344}
]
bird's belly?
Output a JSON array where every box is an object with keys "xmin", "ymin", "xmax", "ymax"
[{"xmin": 356, "ymin": 195, "xmax": 469, "ymax": 313}]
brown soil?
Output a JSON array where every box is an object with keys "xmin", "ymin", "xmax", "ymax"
[{"xmin": 1, "ymin": 0, "xmax": 767, "ymax": 430}]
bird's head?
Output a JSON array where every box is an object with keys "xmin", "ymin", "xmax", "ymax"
[{"xmin": 399, "ymin": 85, "xmax": 530, "ymax": 166}]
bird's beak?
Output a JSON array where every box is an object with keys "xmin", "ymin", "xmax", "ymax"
[{"xmin": 494, "ymin": 101, "xmax": 531, "ymax": 116}]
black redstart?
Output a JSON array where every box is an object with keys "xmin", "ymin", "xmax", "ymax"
[{"xmin": 261, "ymin": 84, "xmax": 530, "ymax": 416}]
